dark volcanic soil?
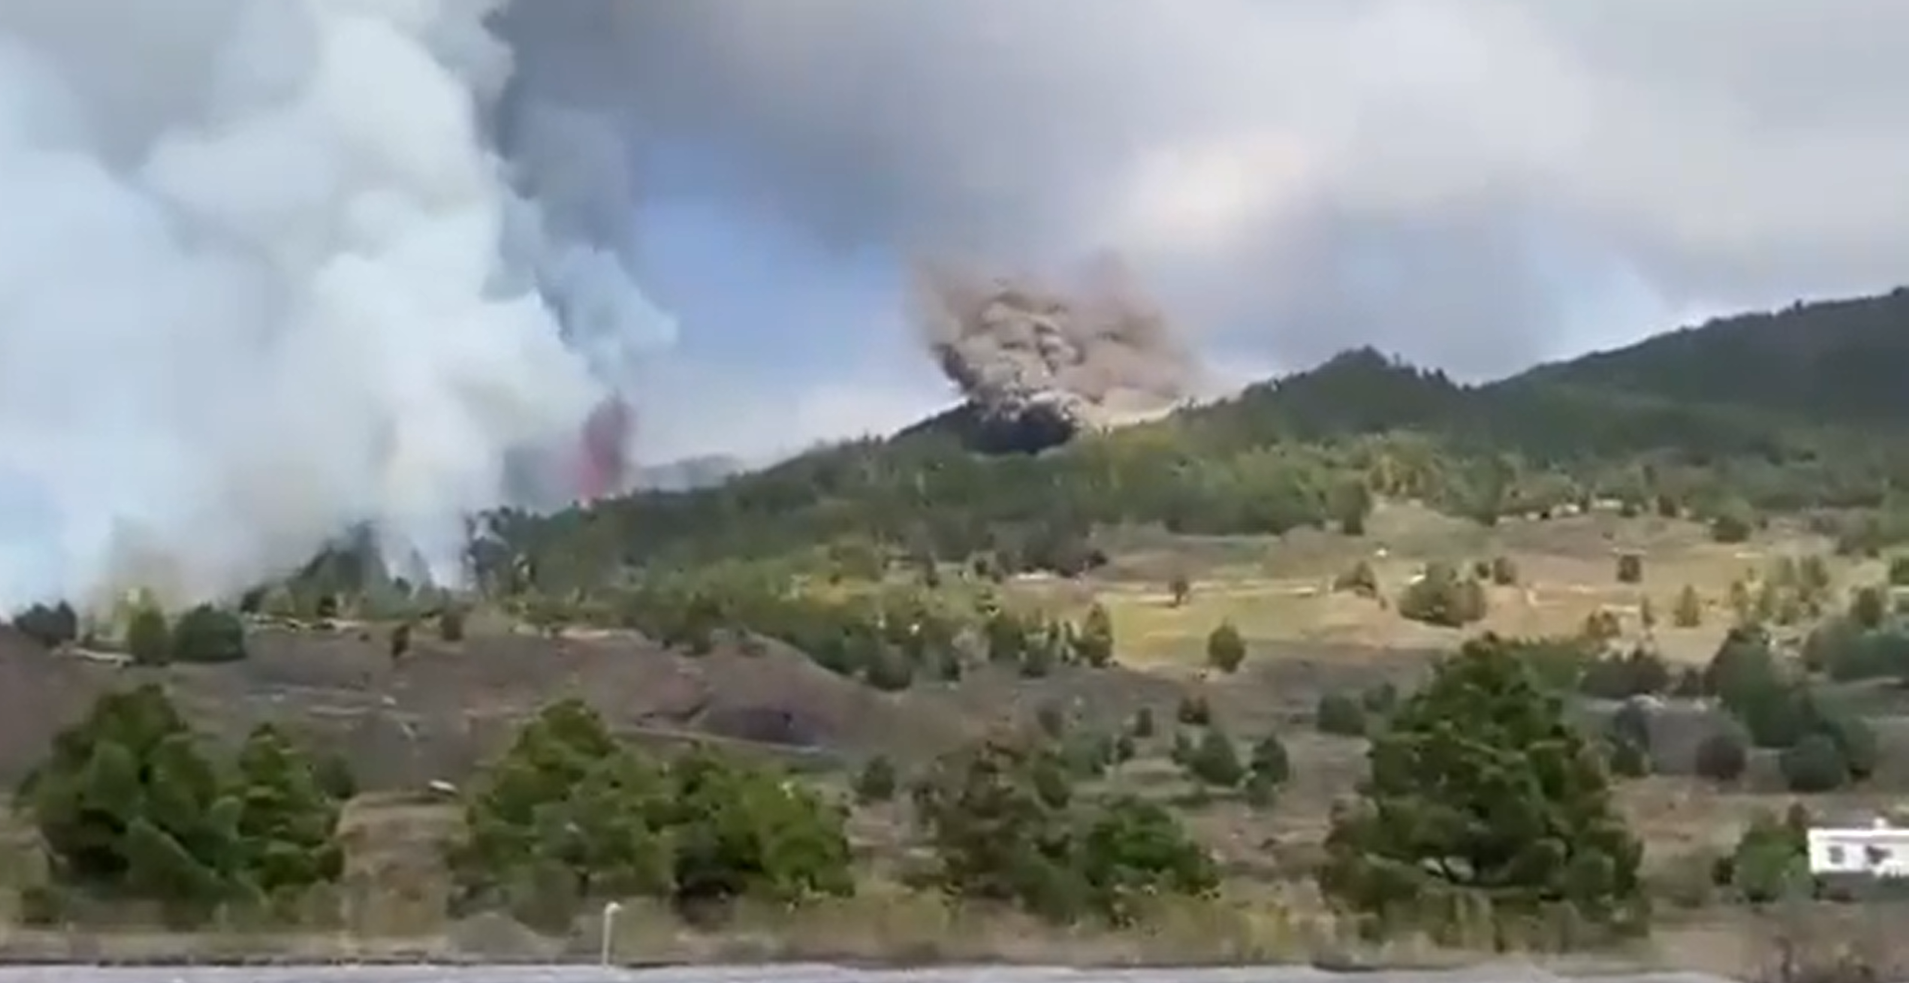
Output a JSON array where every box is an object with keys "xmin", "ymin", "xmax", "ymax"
[
  {"xmin": 0, "ymin": 624, "xmax": 978, "ymax": 790},
  {"xmin": 0, "ymin": 619, "xmax": 1397, "ymax": 794}
]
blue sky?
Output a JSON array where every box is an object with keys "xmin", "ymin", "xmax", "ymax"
[
  {"xmin": 629, "ymin": 198, "xmax": 956, "ymax": 464},
  {"xmin": 15, "ymin": 0, "xmax": 1909, "ymax": 615},
  {"xmin": 514, "ymin": 1, "xmax": 1909, "ymax": 466},
  {"xmin": 618, "ymin": 193, "xmax": 1734, "ymax": 466}
]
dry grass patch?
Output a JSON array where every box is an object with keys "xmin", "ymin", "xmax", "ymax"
[{"xmin": 1047, "ymin": 504, "xmax": 1873, "ymax": 668}]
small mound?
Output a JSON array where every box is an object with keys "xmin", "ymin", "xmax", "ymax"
[
  {"xmin": 445, "ymin": 910, "xmax": 563, "ymax": 958},
  {"xmin": 0, "ymin": 624, "xmax": 972, "ymax": 789},
  {"xmin": 901, "ymin": 392, "xmax": 1185, "ymax": 457},
  {"xmin": 965, "ymin": 401, "xmax": 1081, "ymax": 455},
  {"xmin": 0, "ymin": 625, "xmax": 110, "ymax": 781},
  {"xmin": 667, "ymin": 640, "xmax": 969, "ymax": 759},
  {"xmin": 697, "ymin": 705, "xmax": 824, "ymax": 747},
  {"xmin": 900, "ymin": 400, "xmax": 1080, "ymax": 456}
]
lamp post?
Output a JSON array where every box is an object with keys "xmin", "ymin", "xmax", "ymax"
[{"xmin": 599, "ymin": 900, "xmax": 624, "ymax": 966}]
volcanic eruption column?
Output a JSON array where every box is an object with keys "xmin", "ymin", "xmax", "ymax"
[
  {"xmin": 0, "ymin": 0, "xmax": 677, "ymax": 607},
  {"xmin": 912, "ymin": 256, "xmax": 1202, "ymax": 449}
]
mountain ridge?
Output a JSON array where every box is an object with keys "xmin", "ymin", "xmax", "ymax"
[
  {"xmin": 633, "ymin": 452, "xmax": 751, "ymax": 492},
  {"xmin": 489, "ymin": 286, "xmax": 1909, "ymax": 586},
  {"xmin": 747, "ymin": 284, "xmax": 1909, "ymax": 479},
  {"xmin": 1507, "ymin": 286, "xmax": 1909, "ymax": 425}
]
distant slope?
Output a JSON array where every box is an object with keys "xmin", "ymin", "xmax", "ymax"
[
  {"xmin": 488, "ymin": 290, "xmax": 1909, "ymax": 584},
  {"xmin": 634, "ymin": 453, "xmax": 750, "ymax": 492},
  {"xmin": 1513, "ymin": 287, "xmax": 1909, "ymax": 425}
]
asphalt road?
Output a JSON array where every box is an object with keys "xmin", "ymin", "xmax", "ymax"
[{"xmin": 0, "ymin": 966, "xmax": 1745, "ymax": 983}]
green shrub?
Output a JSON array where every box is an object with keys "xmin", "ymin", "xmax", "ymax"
[
  {"xmin": 1183, "ymin": 727, "xmax": 1244, "ymax": 788},
  {"xmin": 1816, "ymin": 709, "xmax": 1879, "ymax": 781},
  {"xmin": 1693, "ymin": 728, "xmax": 1748, "ymax": 783},
  {"xmin": 1578, "ymin": 647, "xmax": 1671, "ymax": 700},
  {"xmin": 1396, "ymin": 563, "xmax": 1487, "ymax": 628},
  {"xmin": 1703, "ymin": 627, "xmax": 1780, "ymax": 709},
  {"xmin": 170, "ymin": 605, "xmax": 247, "ymax": 663},
  {"xmin": 1736, "ymin": 682, "xmax": 1813, "ymax": 749},
  {"xmin": 1073, "ymin": 604, "xmax": 1115, "ymax": 667},
  {"xmin": 1824, "ymin": 625, "xmax": 1909, "ymax": 682},
  {"xmin": 448, "ymin": 699, "xmax": 853, "ymax": 926},
  {"xmin": 1802, "ymin": 617, "xmax": 1862, "ymax": 675},
  {"xmin": 1581, "ymin": 609, "xmax": 1622, "ymax": 643},
  {"xmin": 1061, "ymin": 731, "xmax": 1112, "ymax": 780},
  {"xmin": 1851, "ymin": 586, "xmax": 1888, "ymax": 630},
  {"xmin": 1248, "ymin": 734, "xmax": 1291, "ymax": 787},
  {"xmin": 1315, "ymin": 692, "xmax": 1368, "ymax": 737},
  {"xmin": 864, "ymin": 650, "xmax": 915, "ymax": 691},
  {"xmin": 1505, "ymin": 634, "xmax": 1599, "ymax": 692},
  {"xmin": 1205, "ymin": 621, "xmax": 1246, "ymax": 674},
  {"xmin": 125, "ymin": 607, "xmax": 171, "ymax": 666},
  {"xmin": 1072, "ymin": 797, "xmax": 1219, "ymax": 924},
  {"xmin": 854, "ymin": 755, "xmax": 898, "ymax": 803},
  {"xmin": 1726, "ymin": 811, "xmax": 1809, "ymax": 903},
  {"xmin": 1710, "ymin": 510, "xmax": 1753, "ymax": 544},
  {"xmin": 231, "ymin": 724, "xmax": 347, "ymax": 897},
  {"xmin": 914, "ymin": 736, "xmax": 1216, "ymax": 924},
  {"xmin": 1779, "ymin": 733, "xmax": 1851, "ymax": 793},
  {"xmin": 13, "ymin": 602, "xmax": 77, "ymax": 648},
  {"xmin": 18, "ymin": 686, "xmax": 349, "ymax": 926},
  {"xmin": 1316, "ymin": 635, "xmax": 1646, "ymax": 938}
]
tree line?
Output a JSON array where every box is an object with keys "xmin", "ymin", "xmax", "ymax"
[
  {"xmin": 20, "ymin": 621, "xmax": 1905, "ymax": 941},
  {"xmin": 481, "ymin": 346, "xmax": 1909, "ymax": 593},
  {"xmin": 0, "ymin": 634, "xmax": 1778, "ymax": 944}
]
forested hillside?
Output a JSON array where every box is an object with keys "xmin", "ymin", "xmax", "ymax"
[
  {"xmin": 1515, "ymin": 287, "xmax": 1909, "ymax": 425},
  {"xmin": 484, "ymin": 290, "xmax": 1909, "ymax": 592},
  {"xmin": 27, "ymin": 291, "xmax": 1909, "ymax": 959}
]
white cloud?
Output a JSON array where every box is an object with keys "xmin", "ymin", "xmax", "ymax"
[
  {"xmin": 1104, "ymin": 133, "xmax": 1320, "ymax": 258},
  {"xmin": 511, "ymin": 0, "xmax": 1909, "ymax": 378}
]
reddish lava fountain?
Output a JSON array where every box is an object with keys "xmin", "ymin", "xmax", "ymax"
[{"xmin": 575, "ymin": 396, "xmax": 633, "ymax": 501}]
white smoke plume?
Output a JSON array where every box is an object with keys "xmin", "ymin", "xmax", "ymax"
[{"xmin": 0, "ymin": 0, "xmax": 674, "ymax": 611}]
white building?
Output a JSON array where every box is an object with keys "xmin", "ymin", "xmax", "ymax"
[{"xmin": 1806, "ymin": 819, "xmax": 1909, "ymax": 877}]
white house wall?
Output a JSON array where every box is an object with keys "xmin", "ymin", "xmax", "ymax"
[{"xmin": 1806, "ymin": 829, "xmax": 1909, "ymax": 877}]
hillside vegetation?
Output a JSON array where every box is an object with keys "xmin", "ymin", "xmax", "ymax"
[
  {"xmin": 1518, "ymin": 287, "xmax": 1909, "ymax": 425},
  {"xmin": 9, "ymin": 287, "xmax": 1909, "ymax": 967},
  {"xmin": 491, "ymin": 288, "xmax": 1909, "ymax": 592}
]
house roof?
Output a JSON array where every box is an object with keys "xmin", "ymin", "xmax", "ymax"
[{"xmin": 1807, "ymin": 826, "xmax": 1909, "ymax": 841}]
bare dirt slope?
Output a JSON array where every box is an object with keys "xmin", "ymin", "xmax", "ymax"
[
  {"xmin": 0, "ymin": 625, "xmax": 982, "ymax": 790},
  {"xmin": 2, "ymin": 618, "xmax": 1387, "ymax": 807}
]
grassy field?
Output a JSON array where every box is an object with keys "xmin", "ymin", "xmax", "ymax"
[
  {"xmin": 1, "ymin": 500, "xmax": 1904, "ymax": 969},
  {"xmin": 1050, "ymin": 501, "xmax": 1885, "ymax": 668},
  {"xmin": 0, "ymin": 789, "xmax": 1894, "ymax": 973},
  {"xmin": 985, "ymin": 500, "xmax": 1909, "ymax": 970}
]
